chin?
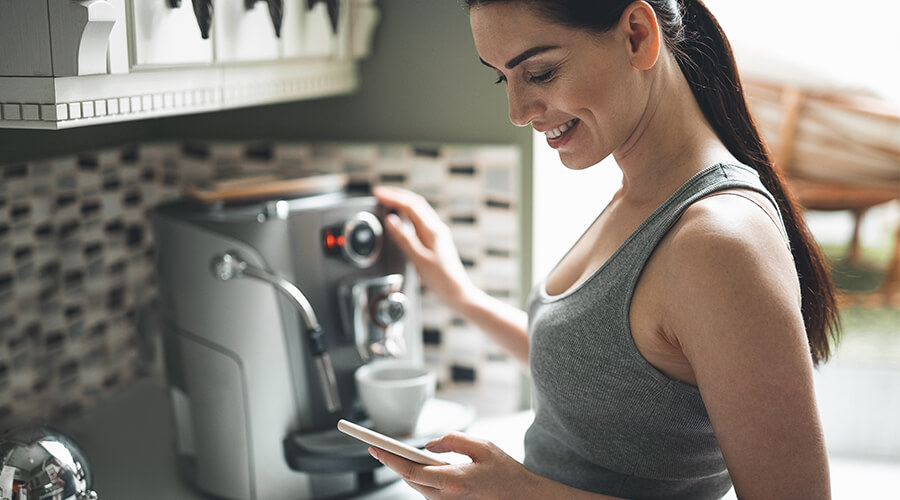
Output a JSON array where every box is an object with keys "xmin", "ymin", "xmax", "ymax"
[{"xmin": 557, "ymin": 151, "xmax": 599, "ymax": 171}]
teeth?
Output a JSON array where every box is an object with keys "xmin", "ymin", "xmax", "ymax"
[{"xmin": 545, "ymin": 118, "xmax": 579, "ymax": 139}]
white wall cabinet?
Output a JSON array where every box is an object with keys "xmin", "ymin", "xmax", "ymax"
[
  {"xmin": 128, "ymin": 0, "xmax": 214, "ymax": 67},
  {"xmin": 282, "ymin": 0, "xmax": 342, "ymax": 59},
  {"xmin": 0, "ymin": 0, "xmax": 380, "ymax": 129},
  {"xmin": 213, "ymin": 0, "xmax": 282, "ymax": 63}
]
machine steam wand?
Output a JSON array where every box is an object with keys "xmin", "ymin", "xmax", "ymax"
[{"xmin": 211, "ymin": 251, "xmax": 342, "ymax": 413}]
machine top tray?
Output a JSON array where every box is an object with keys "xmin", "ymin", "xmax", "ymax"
[
  {"xmin": 186, "ymin": 173, "xmax": 350, "ymax": 204},
  {"xmin": 284, "ymin": 398, "xmax": 476, "ymax": 474}
]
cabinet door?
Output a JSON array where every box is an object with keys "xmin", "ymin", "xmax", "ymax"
[
  {"xmin": 127, "ymin": 0, "xmax": 213, "ymax": 67},
  {"xmin": 214, "ymin": 0, "xmax": 280, "ymax": 63},
  {"xmin": 283, "ymin": 0, "xmax": 346, "ymax": 59},
  {"xmin": 280, "ymin": 0, "xmax": 336, "ymax": 59}
]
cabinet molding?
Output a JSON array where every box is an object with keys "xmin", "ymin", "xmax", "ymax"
[
  {"xmin": 0, "ymin": 0, "xmax": 377, "ymax": 130},
  {"xmin": 0, "ymin": 61, "xmax": 356, "ymax": 129}
]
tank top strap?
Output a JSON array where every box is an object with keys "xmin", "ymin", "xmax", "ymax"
[{"xmin": 617, "ymin": 162, "xmax": 785, "ymax": 287}]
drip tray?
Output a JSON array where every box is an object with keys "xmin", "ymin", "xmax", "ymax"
[{"xmin": 284, "ymin": 398, "xmax": 476, "ymax": 473}]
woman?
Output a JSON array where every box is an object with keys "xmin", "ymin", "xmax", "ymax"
[{"xmin": 371, "ymin": 1, "xmax": 839, "ymax": 498}]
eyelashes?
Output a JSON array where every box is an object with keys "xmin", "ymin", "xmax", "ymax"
[
  {"xmin": 529, "ymin": 70, "xmax": 556, "ymax": 84},
  {"xmin": 492, "ymin": 69, "xmax": 557, "ymax": 85}
]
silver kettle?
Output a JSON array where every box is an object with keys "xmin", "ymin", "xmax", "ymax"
[{"xmin": 0, "ymin": 427, "xmax": 98, "ymax": 500}]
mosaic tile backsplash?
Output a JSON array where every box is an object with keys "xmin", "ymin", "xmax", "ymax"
[{"xmin": 0, "ymin": 141, "xmax": 523, "ymax": 428}]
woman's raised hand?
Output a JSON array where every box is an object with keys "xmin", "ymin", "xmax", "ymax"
[{"xmin": 373, "ymin": 186, "xmax": 478, "ymax": 312}]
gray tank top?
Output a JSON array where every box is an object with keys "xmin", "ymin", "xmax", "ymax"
[{"xmin": 524, "ymin": 163, "xmax": 786, "ymax": 500}]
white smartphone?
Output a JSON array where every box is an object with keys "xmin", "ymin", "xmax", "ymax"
[{"xmin": 337, "ymin": 419, "xmax": 450, "ymax": 466}]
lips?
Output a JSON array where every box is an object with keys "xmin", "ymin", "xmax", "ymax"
[
  {"xmin": 544, "ymin": 118, "xmax": 579, "ymax": 139},
  {"xmin": 542, "ymin": 118, "xmax": 580, "ymax": 149}
]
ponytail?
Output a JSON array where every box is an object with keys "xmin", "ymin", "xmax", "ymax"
[
  {"xmin": 672, "ymin": 0, "xmax": 839, "ymax": 364},
  {"xmin": 466, "ymin": 0, "xmax": 841, "ymax": 364}
]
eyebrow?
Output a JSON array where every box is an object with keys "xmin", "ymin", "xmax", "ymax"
[{"xmin": 479, "ymin": 45, "xmax": 561, "ymax": 70}]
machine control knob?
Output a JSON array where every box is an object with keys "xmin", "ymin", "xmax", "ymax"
[
  {"xmin": 341, "ymin": 212, "xmax": 383, "ymax": 268},
  {"xmin": 373, "ymin": 292, "xmax": 407, "ymax": 327},
  {"xmin": 349, "ymin": 222, "xmax": 377, "ymax": 256}
]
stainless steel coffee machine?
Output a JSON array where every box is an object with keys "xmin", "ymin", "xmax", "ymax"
[{"xmin": 151, "ymin": 176, "xmax": 422, "ymax": 500}]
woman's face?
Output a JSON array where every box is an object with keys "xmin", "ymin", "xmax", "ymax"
[{"xmin": 470, "ymin": 3, "xmax": 646, "ymax": 170}]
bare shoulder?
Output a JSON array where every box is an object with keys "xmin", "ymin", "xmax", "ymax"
[
  {"xmin": 673, "ymin": 189, "xmax": 786, "ymax": 249},
  {"xmin": 661, "ymin": 189, "xmax": 796, "ymax": 291},
  {"xmin": 654, "ymin": 188, "xmax": 804, "ymax": 357}
]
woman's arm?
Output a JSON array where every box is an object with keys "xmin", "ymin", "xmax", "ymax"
[
  {"xmin": 454, "ymin": 286, "xmax": 529, "ymax": 365},
  {"xmin": 663, "ymin": 195, "xmax": 831, "ymax": 499},
  {"xmin": 374, "ymin": 186, "xmax": 529, "ymax": 364}
]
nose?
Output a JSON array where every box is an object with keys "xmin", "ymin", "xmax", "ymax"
[{"xmin": 507, "ymin": 82, "xmax": 543, "ymax": 128}]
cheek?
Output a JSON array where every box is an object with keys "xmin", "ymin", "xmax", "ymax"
[
  {"xmin": 585, "ymin": 74, "xmax": 641, "ymax": 138},
  {"xmin": 591, "ymin": 39, "xmax": 645, "ymax": 113}
]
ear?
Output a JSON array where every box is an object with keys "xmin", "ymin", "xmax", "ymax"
[{"xmin": 619, "ymin": 1, "xmax": 661, "ymax": 71}]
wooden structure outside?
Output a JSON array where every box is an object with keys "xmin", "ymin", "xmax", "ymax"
[{"xmin": 743, "ymin": 78, "xmax": 900, "ymax": 306}]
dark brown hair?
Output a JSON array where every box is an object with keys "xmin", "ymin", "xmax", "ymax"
[{"xmin": 466, "ymin": 0, "xmax": 840, "ymax": 364}]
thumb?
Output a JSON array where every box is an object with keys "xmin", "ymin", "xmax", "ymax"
[{"xmin": 425, "ymin": 432, "xmax": 492, "ymax": 461}]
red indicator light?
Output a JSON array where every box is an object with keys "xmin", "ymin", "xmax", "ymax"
[
  {"xmin": 337, "ymin": 235, "xmax": 345, "ymax": 247},
  {"xmin": 326, "ymin": 234, "xmax": 335, "ymax": 248}
]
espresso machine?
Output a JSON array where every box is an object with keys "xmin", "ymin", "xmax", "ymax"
[{"xmin": 151, "ymin": 175, "xmax": 422, "ymax": 500}]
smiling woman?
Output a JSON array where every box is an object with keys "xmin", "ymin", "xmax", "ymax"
[
  {"xmin": 471, "ymin": 8, "xmax": 643, "ymax": 170},
  {"xmin": 370, "ymin": 1, "xmax": 840, "ymax": 499}
]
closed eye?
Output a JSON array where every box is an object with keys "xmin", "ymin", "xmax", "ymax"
[
  {"xmin": 493, "ymin": 69, "xmax": 556, "ymax": 85},
  {"xmin": 529, "ymin": 70, "xmax": 556, "ymax": 84}
]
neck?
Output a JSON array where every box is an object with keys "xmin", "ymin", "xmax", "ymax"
[{"xmin": 612, "ymin": 52, "xmax": 736, "ymax": 204}]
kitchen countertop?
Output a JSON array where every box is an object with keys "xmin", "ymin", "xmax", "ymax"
[
  {"xmin": 58, "ymin": 377, "xmax": 900, "ymax": 500},
  {"xmin": 60, "ymin": 377, "xmax": 533, "ymax": 500}
]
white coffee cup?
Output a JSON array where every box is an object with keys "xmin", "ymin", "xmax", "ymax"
[{"xmin": 355, "ymin": 360, "xmax": 436, "ymax": 436}]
